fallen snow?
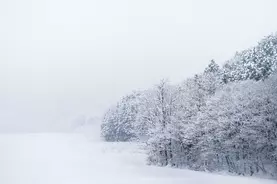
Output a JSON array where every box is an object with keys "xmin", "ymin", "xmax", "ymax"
[{"xmin": 0, "ymin": 132, "xmax": 275, "ymax": 184}]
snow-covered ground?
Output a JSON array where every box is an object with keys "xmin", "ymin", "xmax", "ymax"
[{"xmin": 0, "ymin": 132, "xmax": 275, "ymax": 184}]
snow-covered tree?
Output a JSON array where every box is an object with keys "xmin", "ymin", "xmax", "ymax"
[
  {"xmin": 101, "ymin": 91, "xmax": 141, "ymax": 141},
  {"xmin": 203, "ymin": 60, "xmax": 223, "ymax": 94},
  {"xmin": 196, "ymin": 74, "xmax": 277, "ymax": 176},
  {"xmin": 223, "ymin": 33, "xmax": 277, "ymax": 83},
  {"xmin": 136, "ymin": 79, "xmax": 179, "ymax": 166}
]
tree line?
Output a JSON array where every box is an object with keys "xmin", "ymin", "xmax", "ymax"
[{"xmin": 101, "ymin": 33, "xmax": 277, "ymax": 178}]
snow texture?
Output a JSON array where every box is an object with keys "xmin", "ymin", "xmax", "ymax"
[{"xmin": 0, "ymin": 131, "xmax": 275, "ymax": 184}]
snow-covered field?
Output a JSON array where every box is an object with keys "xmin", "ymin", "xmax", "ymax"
[{"xmin": 0, "ymin": 132, "xmax": 275, "ymax": 184}]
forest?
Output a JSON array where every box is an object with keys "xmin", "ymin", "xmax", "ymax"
[{"xmin": 101, "ymin": 33, "xmax": 277, "ymax": 178}]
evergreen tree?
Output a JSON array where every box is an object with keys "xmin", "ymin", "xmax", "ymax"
[{"xmin": 223, "ymin": 33, "xmax": 277, "ymax": 83}]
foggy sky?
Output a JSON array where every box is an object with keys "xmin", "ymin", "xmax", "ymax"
[{"xmin": 1, "ymin": 0, "xmax": 277, "ymax": 132}]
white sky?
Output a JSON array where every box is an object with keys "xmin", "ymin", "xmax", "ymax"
[{"xmin": 1, "ymin": 0, "xmax": 277, "ymax": 132}]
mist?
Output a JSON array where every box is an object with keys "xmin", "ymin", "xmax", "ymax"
[{"xmin": 1, "ymin": 0, "xmax": 277, "ymax": 132}]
